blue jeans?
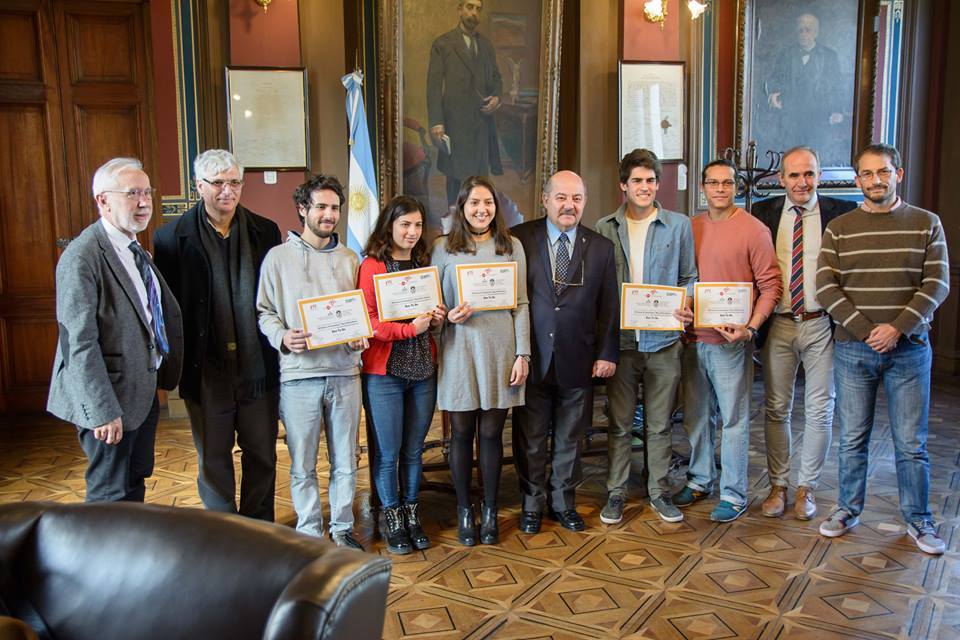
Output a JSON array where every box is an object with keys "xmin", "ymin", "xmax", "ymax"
[
  {"xmin": 363, "ymin": 373, "xmax": 437, "ymax": 508},
  {"xmin": 279, "ymin": 375, "xmax": 361, "ymax": 536},
  {"xmin": 682, "ymin": 341, "xmax": 752, "ymax": 506},
  {"xmin": 834, "ymin": 338, "xmax": 932, "ymax": 523}
]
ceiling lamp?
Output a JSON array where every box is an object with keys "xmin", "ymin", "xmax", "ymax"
[
  {"xmin": 688, "ymin": 0, "xmax": 708, "ymax": 19},
  {"xmin": 644, "ymin": 0, "xmax": 667, "ymax": 29}
]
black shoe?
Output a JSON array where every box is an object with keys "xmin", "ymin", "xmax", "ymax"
[
  {"xmin": 404, "ymin": 502, "xmax": 430, "ymax": 550},
  {"xmin": 331, "ymin": 531, "xmax": 364, "ymax": 551},
  {"xmin": 457, "ymin": 505, "xmax": 477, "ymax": 546},
  {"xmin": 480, "ymin": 502, "xmax": 499, "ymax": 544},
  {"xmin": 547, "ymin": 508, "xmax": 586, "ymax": 531},
  {"xmin": 519, "ymin": 510, "xmax": 542, "ymax": 534},
  {"xmin": 383, "ymin": 506, "xmax": 412, "ymax": 555}
]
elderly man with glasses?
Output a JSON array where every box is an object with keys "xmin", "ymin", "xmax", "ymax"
[
  {"xmin": 153, "ymin": 149, "xmax": 282, "ymax": 521},
  {"xmin": 816, "ymin": 144, "xmax": 950, "ymax": 555},
  {"xmin": 510, "ymin": 170, "xmax": 619, "ymax": 534},
  {"xmin": 48, "ymin": 157, "xmax": 184, "ymax": 502}
]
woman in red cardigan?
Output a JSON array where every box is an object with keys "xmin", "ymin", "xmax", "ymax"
[{"xmin": 358, "ymin": 196, "xmax": 446, "ymax": 555}]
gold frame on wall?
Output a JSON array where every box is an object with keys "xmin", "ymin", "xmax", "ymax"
[
  {"xmin": 375, "ymin": 0, "xmax": 564, "ymax": 219},
  {"xmin": 734, "ymin": 0, "xmax": 879, "ymax": 187}
]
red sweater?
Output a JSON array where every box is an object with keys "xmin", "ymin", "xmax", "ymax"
[
  {"xmin": 357, "ymin": 257, "xmax": 438, "ymax": 375},
  {"xmin": 690, "ymin": 208, "xmax": 782, "ymax": 344}
]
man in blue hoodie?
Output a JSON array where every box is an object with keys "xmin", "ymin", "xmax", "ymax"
[{"xmin": 257, "ymin": 174, "xmax": 367, "ymax": 550}]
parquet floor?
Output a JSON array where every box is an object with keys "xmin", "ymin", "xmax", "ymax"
[{"xmin": 1, "ymin": 375, "xmax": 958, "ymax": 639}]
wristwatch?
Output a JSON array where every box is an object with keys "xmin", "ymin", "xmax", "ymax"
[
  {"xmin": 516, "ymin": 354, "xmax": 531, "ymax": 363},
  {"xmin": 747, "ymin": 326, "xmax": 758, "ymax": 341}
]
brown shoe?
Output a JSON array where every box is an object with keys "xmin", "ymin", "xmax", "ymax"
[
  {"xmin": 794, "ymin": 486, "xmax": 817, "ymax": 520},
  {"xmin": 761, "ymin": 485, "xmax": 787, "ymax": 517}
]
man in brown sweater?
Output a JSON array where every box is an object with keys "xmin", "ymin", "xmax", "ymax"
[{"xmin": 816, "ymin": 143, "xmax": 949, "ymax": 555}]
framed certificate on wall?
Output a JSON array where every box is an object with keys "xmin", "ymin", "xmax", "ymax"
[
  {"xmin": 619, "ymin": 62, "xmax": 685, "ymax": 162},
  {"xmin": 226, "ymin": 67, "xmax": 309, "ymax": 170}
]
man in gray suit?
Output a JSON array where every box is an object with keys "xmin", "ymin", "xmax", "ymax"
[
  {"xmin": 427, "ymin": 0, "xmax": 503, "ymax": 205},
  {"xmin": 47, "ymin": 157, "xmax": 183, "ymax": 502}
]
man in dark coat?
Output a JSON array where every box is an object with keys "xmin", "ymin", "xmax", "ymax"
[
  {"xmin": 427, "ymin": 0, "xmax": 503, "ymax": 205},
  {"xmin": 511, "ymin": 170, "xmax": 619, "ymax": 534},
  {"xmin": 153, "ymin": 149, "xmax": 281, "ymax": 521},
  {"xmin": 751, "ymin": 146, "xmax": 856, "ymax": 521}
]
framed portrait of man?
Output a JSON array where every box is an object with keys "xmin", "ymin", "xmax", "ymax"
[
  {"xmin": 736, "ymin": 0, "xmax": 877, "ymax": 186},
  {"xmin": 377, "ymin": 0, "xmax": 563, "ymax": 242}
]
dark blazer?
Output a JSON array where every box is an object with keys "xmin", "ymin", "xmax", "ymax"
[
  {"xmin": 512, "ymin": 219, "xmax": 619, "ymax": 388},
  {"xmin": 426, "ymin": 27, "xmax": 502, "ymax": 179},
  {"xmin": 751, "ymin": 194, "xmax": 857, "ymax": 346},
  {"xmin": 152, "ymin": 201, "xmax": 281, "ymax": 402},
  {"xmin": 47, "ymin": 221, "xmax": 184, "ymax": 430}
]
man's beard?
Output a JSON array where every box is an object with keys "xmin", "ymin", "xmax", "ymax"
[{"xmin": 307, "ymin": 219, "xmax": 335, "ymax": 238}]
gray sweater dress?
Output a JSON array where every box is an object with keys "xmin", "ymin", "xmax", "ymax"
[{"xmin": 431, "ymin": 235, "xmax": 531, "ymax": 411}]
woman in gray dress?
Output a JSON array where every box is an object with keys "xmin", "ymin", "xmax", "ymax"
[{"xmin": 431, "ymin": 176, "xmax": 531, "ymax": 546}]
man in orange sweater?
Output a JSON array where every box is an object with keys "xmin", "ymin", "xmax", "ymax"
[{"xmin": 673, "ymin": 159, "xmax": 782, "ymax": 522}]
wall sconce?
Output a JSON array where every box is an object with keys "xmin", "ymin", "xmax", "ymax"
[
  {"xmin": 688, "ymin": 0, "xmax": 708, "ymax": 19},
  {"xmin": 254, "ymin": 0, "xmax": 272, "ymax": 13},
  {"xmin": 643, "ymin": 0, "xmax": 667, "ymax": 29}
]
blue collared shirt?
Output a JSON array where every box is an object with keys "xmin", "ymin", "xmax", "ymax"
[
  {"xmin": 595, "ymin": 202, "xmax": 698, "ymax": 353},
  {"xmin": 544, "ymin": 217, "xmax": 577, "ymax": 274}
]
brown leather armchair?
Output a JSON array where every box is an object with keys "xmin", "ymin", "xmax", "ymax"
[{"xmin": 0, "ymin": 502, "xmax": 391, "ymax": 640}]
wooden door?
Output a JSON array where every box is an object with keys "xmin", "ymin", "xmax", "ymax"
[{"xmin": 0, "ymin": 0, "xmax": 158, "ymax": 413}]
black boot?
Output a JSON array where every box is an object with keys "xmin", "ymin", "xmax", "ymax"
[
  {"xmin": 404, "ymin": 502, "xmax": 431, "ymax": 550},
  {"xmin": 383, "ymin": 506, "xmax": 412, "ymax": 555},
  {"xmin": 480, "ymin": 502, "xmax": 499, "ymax": 544},
  {"xmin": 457, "ymin": 505, "xmax": 477, "ymax": 547}
]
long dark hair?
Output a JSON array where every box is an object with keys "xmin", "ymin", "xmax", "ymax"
[
  {"xmin": 363, "ymin": 195, "xmax": 430, "ymax": 266},
  {"xmin": 444, "ymin": 176, "xmax": 514, "ymax": 256}
]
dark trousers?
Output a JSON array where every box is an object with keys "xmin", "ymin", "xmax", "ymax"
[
  {"xmin": 512, "ymin": 362, "xmax": 591, "ymax": 512},
  {"xmin": 184, "ymin": 366, "xmax": 279, "ymax": 521},
  {"xmin": 446, "ymin": 176, "xmax": 461, "ymax": 206},
  {"xmin": 77, "ymin": 394, "xmax": 159, "ymax": 502}
]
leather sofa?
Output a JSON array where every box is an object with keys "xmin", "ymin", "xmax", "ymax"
[{"xmin": 0, "ymin": 502, "xmax": 391, "ymax": 640}]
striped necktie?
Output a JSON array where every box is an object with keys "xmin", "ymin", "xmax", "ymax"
[
  {"xmin": 789, "ymin": 206, "xmax": 805, "ymax": 316},
  {"xmin": 128, "ymin": 241, "xmax": 170, "ymax": 356}
]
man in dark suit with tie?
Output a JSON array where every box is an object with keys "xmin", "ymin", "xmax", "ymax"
[
  {"xmin": 48, "ymin": 157, "xmax": 184, "ymax": 502},
  {"xmin": 511, "ymin": 170, "xmax": 619, "ymax": 533},
  {"xmin": 751, "ymin": 146, "xmax": 855, "ymax": 520},
  {"xmin": 426, "ymin": 0, "xmax": 503, "ymax": 206}
]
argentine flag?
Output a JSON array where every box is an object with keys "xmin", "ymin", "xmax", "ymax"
[{"xmin": 341, "ymin": 70, "xmax": 379, "ymax": 256}]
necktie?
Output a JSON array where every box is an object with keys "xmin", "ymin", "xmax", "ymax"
[
  {"xmin": 789, "ymin": 206, "xmax": 805, "ymax": 316},
  {"xmin": 129, "ymin": 241, "xmax": 169, "ymax": 356},
  {"xmin": 555, "ymin": 232, "xmax": 570, "ymax": 296}
]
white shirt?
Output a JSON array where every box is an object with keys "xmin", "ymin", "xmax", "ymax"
[
  {"xmin": 626, "ymin": 214, "xmax": 655, "ymax": 341},
  {"xmin": 100, "ymin": 218, "xmax": 163, "ymax": 365},
  {"xmin": 775, "ymin": 194, "xmax": 822, "ymax": 313}
]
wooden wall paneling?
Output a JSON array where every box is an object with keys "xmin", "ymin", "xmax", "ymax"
[
  {"xmin": 194, "ymin": 0, "xmax": 229, "ymax": 151},
  {"xmin": 0, "ymin": 0, "xmax": 70, "ymax": 413}
]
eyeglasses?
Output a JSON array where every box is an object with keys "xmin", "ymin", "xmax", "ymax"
[
  {"xmin": 101, "ymin": 188, "xmax": 155, "ymax": 200},
  {"xmin": 703, "ymin": 179, "xmax": 736, "ymax": 189},
  {"xmin": 201, "ymin": 178, "xmax": 244, "ymax": 191},
  {"xmin": 856, "ymin": 168, "xmax": 894, "ymax": 181}
]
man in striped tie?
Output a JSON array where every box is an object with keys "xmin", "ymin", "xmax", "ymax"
[
  {"xmin": 751, "ymin": 147, "xmax": 855, "ymax": 520},
  {"xmin": 816, "ymin": 144, "xmax": 949, "ymax": 555}
]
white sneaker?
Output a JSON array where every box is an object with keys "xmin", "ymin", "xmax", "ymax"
[{"xmin": 819, "ymin": 509, "xmax": 859, "ymax": 538}]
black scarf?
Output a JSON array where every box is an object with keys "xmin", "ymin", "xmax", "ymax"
[{"xmin": 198, "ymin": 206, "xmax": 266, "ymax": 398}]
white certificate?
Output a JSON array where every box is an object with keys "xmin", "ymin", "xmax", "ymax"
[
  {"xmin": 621, "ymin": 284, "xmax": 686, "ymax": 331},
  {"xmin": 455, "ymin": 262, "xmax": 518, "ymax": 311},
  {"xmin": 297, "ymin": 289, "xmax": 374, "ymax": 350},
  {"xmin": 373, "ymin": 266, "xmax": 443, "ymax": 322},
  {"xmin": 694, "ymin": 282, "xmax": 754, "ymax": 328}
]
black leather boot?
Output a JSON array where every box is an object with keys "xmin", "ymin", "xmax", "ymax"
[
  {"xmin": 480, "ymin": 502, "xmax": 499, "ymax": 544},
  {"xmin": 404, "ymin": 502, "xmax": 430, "ymax": 550},
  {"xmin": 457, "ymin": 505, "xmax": 477, "ymax": 547},
  {"xmin": 383, "ymin": 506, "xmax": 412, "ymax": 555}
]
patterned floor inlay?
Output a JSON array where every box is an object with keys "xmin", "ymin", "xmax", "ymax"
[{"xmin": 2, "ymin": 376, "xmax": 959, "ymax": 638}]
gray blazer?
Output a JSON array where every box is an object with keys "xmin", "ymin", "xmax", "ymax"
[{"xmin": 47, "ymin": 221, "xmax": 184, "ymax": 431}]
